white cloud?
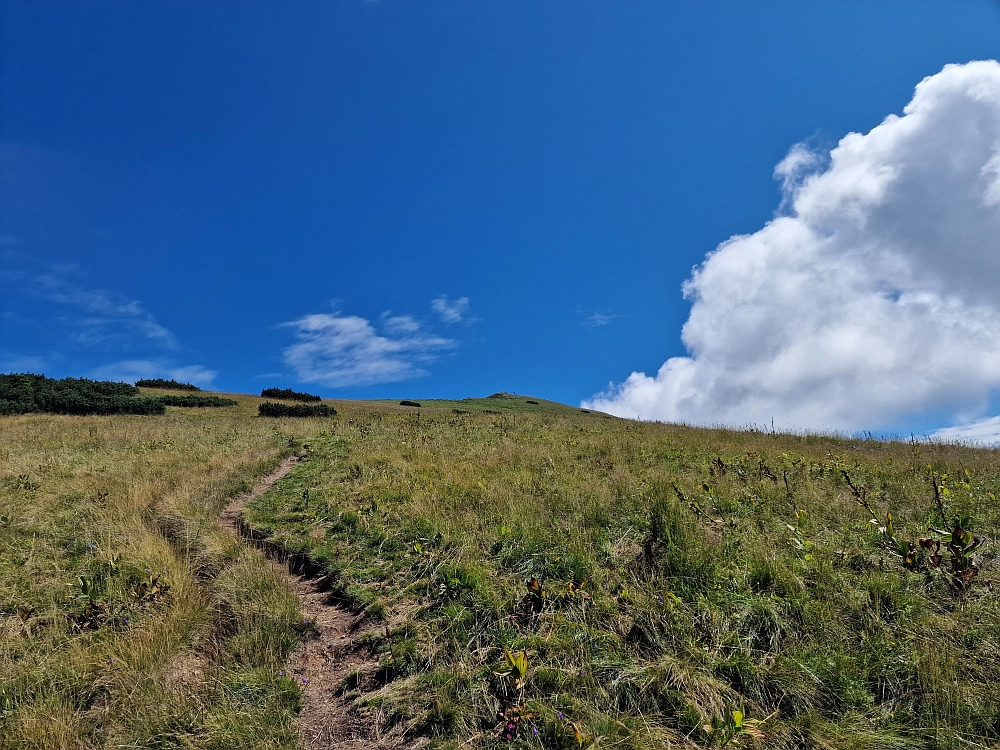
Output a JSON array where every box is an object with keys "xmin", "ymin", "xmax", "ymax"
[
  {"xmin": 88, "ymin": 360, "xmax": 218, "ymax": 388},
  {"xmin": 1, "ymin": 262, "xmax": 177, "ymax": 349},
  {"xmin": 586, "ymin": 61, "xmax": 1000, "ymax": 432},
  {"xmin": 381, "ymin": 313, "xmax": 421, "ymax": 335},
  {"xmin": 0, "ymin": 353, "xmax": 46, "ymax": 373},
  {"xmin": 281, "ymin": 312, "xmax": 454, "ymax": 388},
  {"xmin": 931, "ymin": 416, "xmax": 1000, "ymax": 446},
  {"xmin": 59, "ymin": 289, "xmax": 176, "ymax": 348},
  {"xmin": 0, "ymin": 259, "xmax": 218, "ymax": 387},
  {"xmin": 431, "ymin": 295, "xmax": 472, "ymax": 325},
  {"xmin": 585, "ymin": 312, "xmax": 621, "ymax": 327}
]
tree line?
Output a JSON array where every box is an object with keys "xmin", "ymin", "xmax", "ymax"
[{"xmin": 0, "ymin": 374, "xmax": 238, "ymax": 415}]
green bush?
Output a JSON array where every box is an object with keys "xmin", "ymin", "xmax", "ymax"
[
  {"xmin": 157, "ymin": 395, "xmax": 238, "ymax": 408},
  {"xmin": 260, "ymin": 388, "xmax": 321, "ymax": 402},
  {"xmin": 0, "ymin": 373, "xmax": 165, "ymax": 416},
  {"xmin": 257, "ymin": 402, "xmax": 335, "ymax": 418},
  {"xmin": 135, "ymin": 378, "xmax": 202, "ymax": 391}
]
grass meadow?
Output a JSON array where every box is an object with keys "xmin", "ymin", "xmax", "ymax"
[
  {"xmin": 246, "ymin": 395, "xmax": 1000, "ymax": 749},
  {"xmin": 3, "ymin": 391, "xmax": 1000, "ymax": 748},
  {"xmin": 0, "ymin": 392, "xmax": 324, "ymax": 749}
]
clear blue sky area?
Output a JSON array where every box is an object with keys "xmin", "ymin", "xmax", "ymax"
[{"xmin": 3, "ymin": 1, "xmax": 1000, "ymax": 408}]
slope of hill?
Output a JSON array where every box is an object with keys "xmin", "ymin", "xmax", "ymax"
[
  {"xmin": 1, "ymin": 390, "xmax": 998, "ymax": 749},
  {"xmin": 245, "ymin": 402, "xmax": 1000, "ymax": 749},
  {"xmin": 378, "ymin": 392, "xmax": 606, "ymax": 417}
]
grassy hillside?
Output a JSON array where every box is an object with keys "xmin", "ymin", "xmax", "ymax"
[
  {"xmin": 377, "ymin": 392, "xmax": 602, "ymax": 417},
  {"xmin": 3, "ymin": 392, "xmax": 999, "ymax": 749},
  {"xmin": 245, "ymin": 405, "xmax": 1000, "ymax": 749},
  {"xmin": 0, "ymin": 394, "xmax": 326, "ymax": 749}
]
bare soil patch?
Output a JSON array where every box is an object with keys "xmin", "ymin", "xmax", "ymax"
[
  {"xmin": 218, "ymin": 456, "xmax": 410, "ymax": 750},
  {"xmin": 163, "ymin": 648, "xmax": 208, "ymax": 698}
]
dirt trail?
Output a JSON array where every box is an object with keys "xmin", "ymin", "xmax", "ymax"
[{"xmin": 219, "ymin": 455, "xmax": 401, "ymax": 750}]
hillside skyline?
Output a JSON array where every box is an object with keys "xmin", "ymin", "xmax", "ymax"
[{"xmin": 4, "ymin": 2, "xmax": 1000, "ymax": 440}]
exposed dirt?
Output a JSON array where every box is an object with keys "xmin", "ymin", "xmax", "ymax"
[
  {"xmin": 163, "ymin": 648, "xmax": 207, "ymax": 698},
  {"xmin": 217, "ymin": 454, "xmax": 302, "ymax": 538},
  {"xmin": 218, "ymin": 454, "xmax": 409, "ymax": 750}
]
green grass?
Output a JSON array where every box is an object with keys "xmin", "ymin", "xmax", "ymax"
[
  {"xmin": 5, "ymin": 392, "xmax": 1000, "ymax": 749},
  {"xmin": 377, "ymin": 391, "xmax": 605, "ymax": 417},
  {"xmin": 243, "ymin": 406, "xmax": 1000, "ymax": 749},
  {"xmin": 0, "ymin": 394, "xmax": 324, "ymax": 749}
]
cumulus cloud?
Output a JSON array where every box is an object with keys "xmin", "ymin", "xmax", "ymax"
[
  {"xmin": 586, "ymin": 61, "xmax": 1000, "ymax": 432},
  {"xmin": 931, "ymin": 416, "xmax": 1000, "ymax": 446},
  {"xmin": 281, "ymin": 312, "xmax": 454, "ymax": 387},
  {"xmin": 431, "ymin": 295, "xmax": 472, "ymax": 325}
]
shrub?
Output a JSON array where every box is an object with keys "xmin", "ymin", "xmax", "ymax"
[
  {"xmin": 399, "ymin": 400, "xmax": 421, "ymax": 407},
  {"xmin": 0, "ymin": 373, "xmax": 165, "ymax": 416},
  {"xmin": 258, "ymin": 402, "xmax": 335, "ymax": 418},
  {"xmin": 260, "ymin": 388, "xmax": 321, "ymax": 402},
  {"xmin": 135, "ymin": 378, "xmax": 201, "ymax": 391},
  {"xmin": 157, "ymin": 395, "xmax": 238, "ymax": 408}
]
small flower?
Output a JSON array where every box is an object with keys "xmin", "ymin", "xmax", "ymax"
[
  {"xmin": 301, "ymin": 677, "xmax": 308, "ymax": 684},
  {"xmin": 557, "ymin": 712, "xmax": 563, "ymax": 719},
  {"xmin": 278, "ymin": 671, "xmax": 284, "ymax": 676}
]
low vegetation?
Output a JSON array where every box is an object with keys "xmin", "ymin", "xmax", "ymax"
[
  {"xmin": 135, "ymin": 378, "xmax": 202, "ymax": 391},
  {"xmin": 261, "ymin": 388, "xmax": 322, "ymax": 403},
  {"xmin": 244, "ymin": 400, "xmax": 1000, "ymax": 750},
  {"xmin": 0, "ymin": 373, "xmax": 165, "ymax": 416},
  {"xmin": 258, "ymin": 402, "xmax": 336, "ymax": 418}
]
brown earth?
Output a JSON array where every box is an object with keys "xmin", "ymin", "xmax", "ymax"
[{"xmin": 219, "ymin": 455, "xmax": 413, "ymax": 750}]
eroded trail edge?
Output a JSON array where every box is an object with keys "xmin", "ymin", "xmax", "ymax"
[{"xmin": 219, "ymin": 455, "xmax": 393, "ymax": 750}]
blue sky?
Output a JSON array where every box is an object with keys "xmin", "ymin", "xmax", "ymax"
[{"xmin": 4, "ymin": 1, "xmax": 1000, "ymax": 437}]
